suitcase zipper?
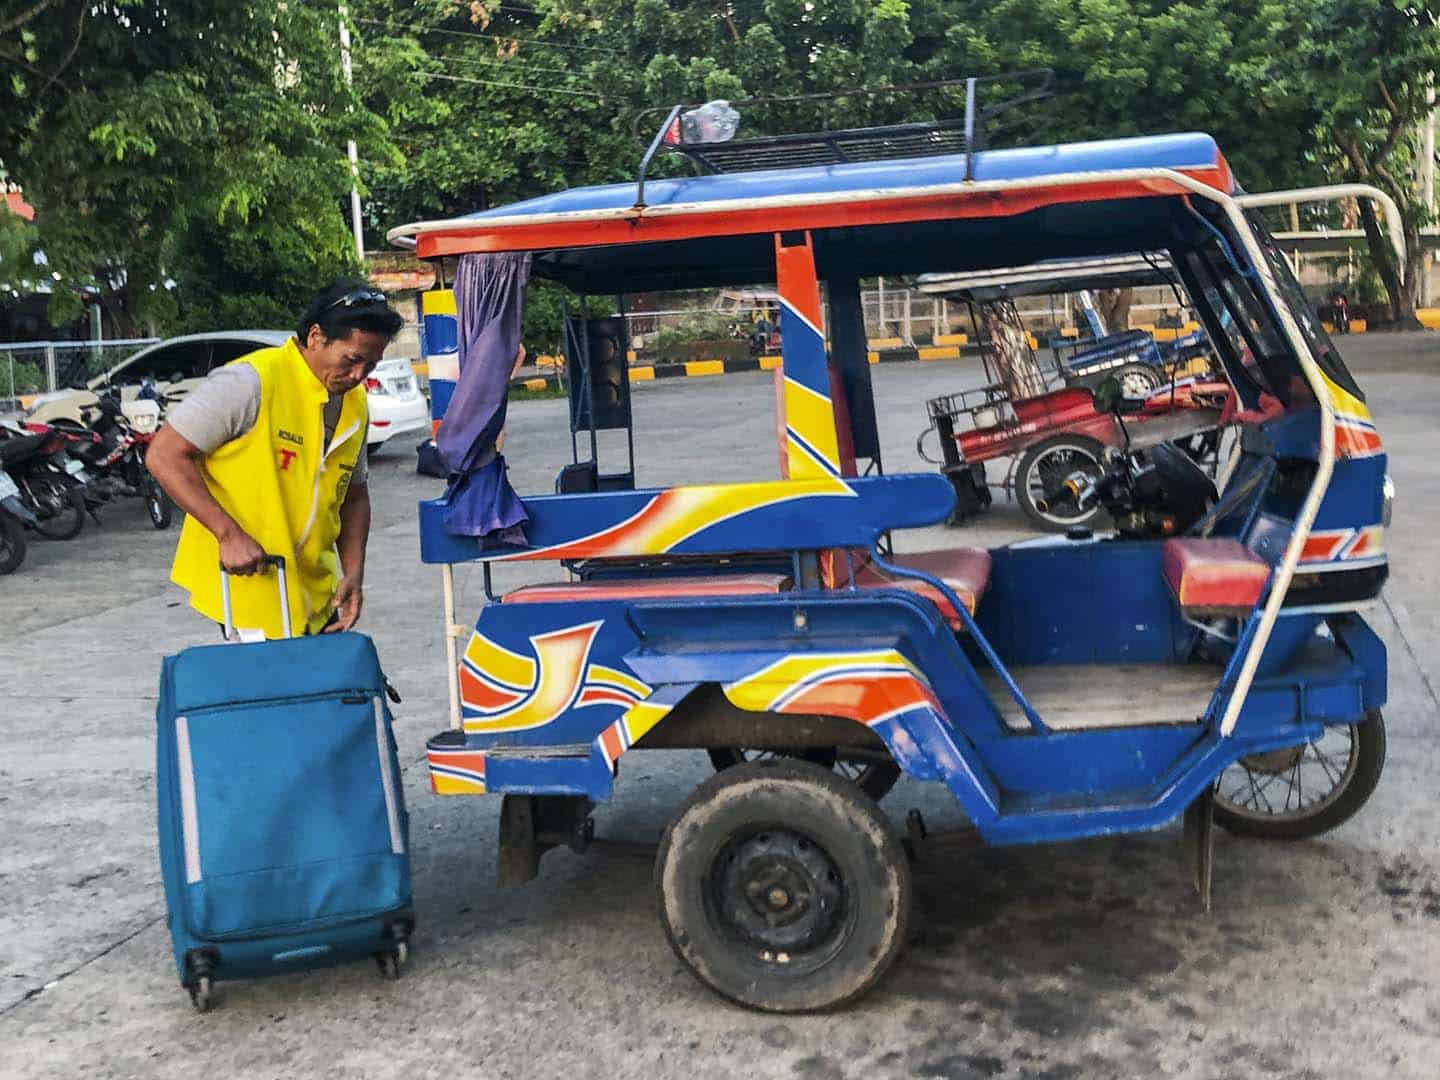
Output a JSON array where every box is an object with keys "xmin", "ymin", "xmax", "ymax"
[{"xmin": 180, "ymin": 688, "xmax": 379, "ymax": 714}]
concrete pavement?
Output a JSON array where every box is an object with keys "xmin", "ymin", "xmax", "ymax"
[{"xmin": 2, "ymin": 336, "xmax": 1438, "ymax": 1079}]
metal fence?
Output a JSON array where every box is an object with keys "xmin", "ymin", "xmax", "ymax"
[{"xmin": 0, "ymin": 338, "xmax": 158, "ymax": 410}]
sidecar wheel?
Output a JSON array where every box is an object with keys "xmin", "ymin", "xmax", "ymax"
[{"xmin": 656, "ymin": 760, "xmax": 910, "ymax": 1013}]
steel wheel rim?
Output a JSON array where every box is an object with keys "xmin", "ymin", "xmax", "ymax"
[
  {"xmin": 1025, "ymin": 443, "xmax": 1102, "ymax": 526},
  {"xmin": 705, "ymin": 827, "xmax": 853, "ymax": 973},
  {"xmin": 1215, "ymin": 725, "xmax": 1360, "ymax": 823}
]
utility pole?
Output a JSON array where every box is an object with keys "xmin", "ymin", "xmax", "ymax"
[
  {"xmin": 339, "ymin": 7, "xmax": 365, "ymax": 263},
  {"xmin": 1420, "ymin": 74, "xmax": 1435, "ymax": 307}
]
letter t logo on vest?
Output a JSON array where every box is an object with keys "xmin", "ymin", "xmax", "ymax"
[{"xmin": 277, "ymin": 448, "xmax": 298, "ymax": 471}]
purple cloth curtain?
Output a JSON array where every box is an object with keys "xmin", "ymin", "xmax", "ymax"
[{"xmin": 436, "ymin": 252, "xmax": 531, "ymax": 543}]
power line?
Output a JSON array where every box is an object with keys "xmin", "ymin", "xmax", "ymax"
[
  {"xmin": 426, "ymin": 50, "xmax": 580, "ymax": 78},
  {"xmin": 419, "ymin": 71, "xmax": 604, "ymax": 98},
  {"xmin": 355, "ymin": 15, "xmax": 622, "ymax": 56}
]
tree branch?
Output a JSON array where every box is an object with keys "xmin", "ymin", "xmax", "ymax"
[
  {"xmin": 39, "ymin": 2, "xmax": 84, "ymax": 96},
  {"xmin": 0, "ymin": 0, "xmax": 56, "ymax": 35}
]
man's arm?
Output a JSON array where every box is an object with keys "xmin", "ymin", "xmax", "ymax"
[
  {"xmin": 327, "ymin": 479, "xmax": 370, "ymax": 632},
  {"xmin": 147, "ymin": 426, "xmax": 267, "ymax": 574}
]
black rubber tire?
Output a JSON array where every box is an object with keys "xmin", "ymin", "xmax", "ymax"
[
  {"xmin": 1214, "ymin": 711, "xmax": 1386, "ymax": 841},
  {"xmin": 1114, "ymin": 362, "xmax": 1163, "ymax": 398},
  {"xmin": 0, "ymin": 513, "xmax": 25, "ymax": 574},
  {"xmin": 144, "ymin": 476, "xmax": 174, "ymax": 529},
  {"xmin": 1014, "ymin": 434, "xmax": 1107, "ymax": 533},
  {"xmin": 34, "ymin": 485, "xmax": 86, "ymax": 541},
  {"xmin": 706, "ymin": 747, "xmax": 902, "ymax": 802},
  {"xmin": 656, "ymin": 759, "xmax": 911, "ymax": 1013}
]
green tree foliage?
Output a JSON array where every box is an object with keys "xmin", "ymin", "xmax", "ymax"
[
  {"xmin": 0, "ymin": 1, "xmax": 393, "ymax": 335},
  {"xmin": 362, "ymin": 1, "xmax": 1434, "ymax": 326},
  {"xmin": 1248, "ymin": 0, "xmax": 1439, "ymax": 325}
]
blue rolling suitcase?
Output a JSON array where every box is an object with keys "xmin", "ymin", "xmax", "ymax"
[{"xmin": 155, "ymin": 558, "xmax": 413, "ymax": 1011}]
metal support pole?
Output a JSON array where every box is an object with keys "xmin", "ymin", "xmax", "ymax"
[
  {"xmin": 876, "ymin": 277, "xmax": 886, "ymax": 336},
  {"xmin": 44, "ymin": 343, "xmax": 56, "ymax": 393},
  {"xmin": 339, "ymin": 8, "xmax": 365, "ymax": 262},
  {"xmin": 442, "ymin": 564, "xmax": 464, "ymax": 731},
  {"xmin": 902, "ymin": 288, "xmax": 913, "ymax": 345},
  {"xmin": 1421, "ymin": 75, "xmax": 1436, "ymax": 306}
]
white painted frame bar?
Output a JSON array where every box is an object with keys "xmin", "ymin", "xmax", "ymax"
[{"xmin": 403, "ymin": 164, "xmax": 1378, "ymax": 742}]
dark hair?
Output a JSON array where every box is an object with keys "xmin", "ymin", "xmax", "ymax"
[{"xmin": 296, "ymin": 279, "xmax": 405, "ymax": 343}]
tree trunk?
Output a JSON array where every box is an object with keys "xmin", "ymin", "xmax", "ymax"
[{"xmin": 1357, "ymin": 199, "xmax": 1421, "ymax": 328}]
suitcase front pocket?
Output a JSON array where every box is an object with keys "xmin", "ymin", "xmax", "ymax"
[{"xmin": 174, "ymin": 693, "xmax": 407, "ymax": 938}]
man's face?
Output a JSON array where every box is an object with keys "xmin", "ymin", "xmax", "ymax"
[{"xmin": 303, "ymin": 325, "xmax": 388, "ymax": 394}]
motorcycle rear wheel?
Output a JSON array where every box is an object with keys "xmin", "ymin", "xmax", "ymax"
[
  {"xmin": 34, "ymin": 485, "xmax": 86, "ymax": 541},
  {"xmin": 1213, "ymin": 712, "xmax": 1385, "ymax": 841},
  {"xmin": 0, "ymin": 513, "xmax": 25, "ymax": 574}
]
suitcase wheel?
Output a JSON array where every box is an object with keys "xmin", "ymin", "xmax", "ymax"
[
  {"xmin": 375, "ymin": 939, "xmax": 408, "ymax": 980},
  {"xmin": 188, "ymin": 975, "xmax": 213, "ymax": 1013}
]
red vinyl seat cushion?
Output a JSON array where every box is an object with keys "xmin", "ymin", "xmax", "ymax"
[
  {"xmin": 850, "ymin": 548, "xmax": 993, "ymax": 625},
  {"xmin": 502, "ymin": 573, "xmax": 790, "ymax": 604},
  {"xmin": 1161, "ymin": 538, "xmax": 1269, "ymax": 612}
]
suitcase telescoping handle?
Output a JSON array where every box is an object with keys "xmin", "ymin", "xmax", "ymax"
[{"xmin": 219, "ymin": 555, "xmax": 292, "ymax": 640}]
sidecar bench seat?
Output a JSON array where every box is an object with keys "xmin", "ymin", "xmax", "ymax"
[
  {"xmin": 824, "ymin": 547, "xmax": 992, "ymax": 627},
  {"xmin": 1162, "ymin": 538, "xmax": 1269, "ymax": 615},
  {"xmin": 501, "ymin": 573, "xmax": 791, "ymax": 604}
]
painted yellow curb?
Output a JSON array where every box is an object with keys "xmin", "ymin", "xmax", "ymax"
[
  {"xmin": 1419, "ymin": 308, "xmax": 1440, "ymax": 330},
  {"xmin": 684, "ymin": 360, "xmax": 725, "ymax": 377},
  {"xmin": 868, "ymin": 336, "xmax": 904, "ymax": 349},
  {"xmin": 867, "ymin": 352, "xmax": 880, "ymax": 365},
  {"xmin": 630, "ymin": 366, "xmax": 655, "ymax": 381},
  {"xmin": 917, "ymin": 346, "xmax": 961, "ymax": 361},
  {"xmin": 934, "ymin": 333, "xmax": 969, "ymax": 346},
  {"xmin": 521, "ymin": 377, "xmax": 548, "ymax": 392},
  {"xmin": 759, "ymin": 355, "xmax": 783, "ymax": 370}
]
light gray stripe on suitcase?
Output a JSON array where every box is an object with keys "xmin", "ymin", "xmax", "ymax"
[
  {"xmin": 373, "ymin": 699, "xmax": 405, "ymax": 855},
  {"xmin": 175, "ymin": 716, "xmax": 202, "ymax": 884}
]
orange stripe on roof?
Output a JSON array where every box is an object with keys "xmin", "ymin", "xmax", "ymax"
[{"xmin": 414, "ymin": 174, "xmax": 1229, "ymax": 259}]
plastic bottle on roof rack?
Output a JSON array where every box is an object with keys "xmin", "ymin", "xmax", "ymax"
[{"xmin": 680, "ymin": 101, "xmax": 740, "ymax": 145}]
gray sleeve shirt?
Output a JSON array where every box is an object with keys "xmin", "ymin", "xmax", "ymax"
[{"xmin": 166, "ymin": 363, "xmax": 369, "ymax": 485}]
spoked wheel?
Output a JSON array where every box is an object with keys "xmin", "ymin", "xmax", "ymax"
[
  {"xmin": 33, "ymin": 484, "xmax": 86, "ymax": 541},
  {"xmin": 657, "ymin": 760, "xmax": 911, "ymax": 1013},
  {"xmin": 1015, "ymin": 434, "xmax": 1106, "ymax": 532},
  {"xmin": 1214, "ymin": 712, "xmax": 1386, "ymax": 841},
  {"xmin": 1114, "ymin": 363, "xmax": 1162, "ymax": 398},
  {"xmin": 0, "ymin": 513, "xmax": 25, "ymax": 574},
  {"xmin": 706, "ymin": 747, "xmax": 901, "ymax": 802}
]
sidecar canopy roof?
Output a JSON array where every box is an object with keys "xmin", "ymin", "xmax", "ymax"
[{"xmin": 389, "ymin": 132, "xmax": 1235, "ymax": 293}]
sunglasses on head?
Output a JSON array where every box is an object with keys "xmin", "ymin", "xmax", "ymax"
[{"xmin": 328, "ymin": 287, "xmax": 388, "ymax": 309}]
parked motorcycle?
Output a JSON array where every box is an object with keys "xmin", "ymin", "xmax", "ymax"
[
  {"xmin": 0, "ymin": 463, "xmax": 38, "ymax": 574},
  {"xmin": 0, "ymin": 424, "xmax": 88, "ymax": 541},
  {"xmin": 50, "ymin": 389, "xmax": 173, "ymax": 529}
]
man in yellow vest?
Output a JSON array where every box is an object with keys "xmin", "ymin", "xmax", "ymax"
[{"xmin": 148, "ymin": 282, "xmax": 404, "ymax": 639}]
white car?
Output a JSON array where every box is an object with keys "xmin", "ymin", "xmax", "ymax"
[{"xmin": 25, "ymin": 331, "xmax": 429, "ymax": 449}]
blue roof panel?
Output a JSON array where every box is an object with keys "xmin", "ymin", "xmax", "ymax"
[{"xmin": 458, "ymin": 132, "xmax": 1223, "ymax": 223}]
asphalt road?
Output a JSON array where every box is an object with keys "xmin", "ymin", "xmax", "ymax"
[{"xmin": 2, "ymin": 335, "xmax": 1438, "ymax": 1079}]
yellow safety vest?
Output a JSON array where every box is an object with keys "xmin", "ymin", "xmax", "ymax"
[{"xmin": 171, "ymin": 339, "xmax": 368, "ymax": 637}]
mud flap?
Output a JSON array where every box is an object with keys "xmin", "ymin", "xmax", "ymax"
[
  {"xmin": 497, "ymin": 794, "xmax": 595, "ymax": 887},
  {"xmin": 1182, "ymin": 784, "xmax": 1215, "ymax": 912}
]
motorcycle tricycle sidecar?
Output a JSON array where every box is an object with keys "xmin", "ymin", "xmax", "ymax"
[{"xmin": 390, "ymin": 89, "xmax": 1394, "ymax": 1011}]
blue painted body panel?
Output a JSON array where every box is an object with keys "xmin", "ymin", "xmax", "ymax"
[
  {"xmin": 417, "ymin": 472, "xmax": 955, "ymax": 564},
  {"xmin": 454, "ymin": 133, "xmax": 1225, "ymax": 223}
]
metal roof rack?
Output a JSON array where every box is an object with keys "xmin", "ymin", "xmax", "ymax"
[{"xmin": 633, "ymin": 70, "xmax": 1054, "ymax": 207}]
